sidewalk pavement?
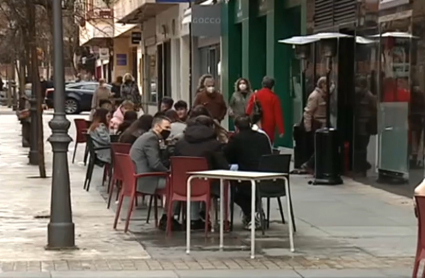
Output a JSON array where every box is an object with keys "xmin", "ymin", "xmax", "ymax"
[{"xmin": 0, "ymin": 109, "xmax": 417, "ymax": 277}]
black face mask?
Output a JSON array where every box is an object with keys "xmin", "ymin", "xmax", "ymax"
[{"xmin": 160, "ymin": 129, "xmax": 171, "ymax": 140}]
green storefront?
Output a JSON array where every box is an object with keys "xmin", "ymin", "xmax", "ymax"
[{"xmin": 221, "ymin": 0, "xmax": 306, "ymax": 147}]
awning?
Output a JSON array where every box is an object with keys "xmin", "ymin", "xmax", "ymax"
[
  {"xmin": 114, "ymin": 22, "xmax": 138, "ymax": 38},
  {"xmin": 181, "ymin": 0, "xmax": 214, "ymax": 25}
]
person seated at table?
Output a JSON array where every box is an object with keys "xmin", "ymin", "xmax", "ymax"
[
  {"xmin": 110, "ymin": 100, "xmax": 135, "ymax": 131},
  {"xmin": 88, "ymin": 108, "xmax": 112, "ymax": 164},
  {"xmin": 116, "ymin": 110, "xmax": 138, "ymax": 136},
  {"xmin": 189, "ymin": 105, "xmax": 229, "ymax": 143},
  {"xmin": 99, "ymin": 99, "xmax": 113, "ymax": 112},
  {"xmin": 165, "ymin": 109, "xmax": 187, "ymax": 141},
  {"xmin": 130, "ymin": 115, "xmax": 180, "ymax": 230},
  {"xmin": 174, "ymin": 115, "xmax": 229, "ymax": 229},
  {"xmin": 174, "ymin": 100, "xmax": 188, "ymax": 122},
  {"xmin": 119, "ymin": 114, "xmax": 154, "ymax": 145},
  {"xmin": 160, "ymin": 96, "xmax": 174, "ymax": 113},
  {"xmin": 224, "ymin": 115, "xmax": 272, "ymax": 230}
]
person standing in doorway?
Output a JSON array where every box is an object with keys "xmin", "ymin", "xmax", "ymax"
[
  {"xmin": 193, "ymin": 75, "xmax": 227, "ymax": 123},
  {"xmin": 229, "ymin": 78, "xmax": 253, "ymax": 120},
  {"xmin": 246, "ymin": 76, "xmax": 284, "ymax": 143}
]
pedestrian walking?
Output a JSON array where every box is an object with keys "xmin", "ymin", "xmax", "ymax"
[
  {"xmin": 121, "ymin": 73, "xmax": 142, "ymax": 112},
  {"xmin": 193, "ymin": 75, "xmax": 227, "ymax": 122},
  {"xmin": 229, "ymin": 78, "xmax": 253, "ymax": 120},
  {"xmin": 90, "ymin": 78, "xmax": 112, "ymax": 120},
  {"xmin": 246, "ymin": 76, "xmax": 284, "ymax": 143}
]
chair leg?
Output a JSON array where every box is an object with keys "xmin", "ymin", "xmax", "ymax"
[
  {"xmin": 135, "ymin": 196, "xmax": 139, "ymax": 207},
  {"xmin": 266, "ymin": 198, "xmax": 271, "ymax": 229},
  {"xmin": 72, "ymin": 142, "xmax": 78, "ymax": 164},
  {"xmin": 83, "ymin": 144, "xmax": 89, "ymax": 166},
  {"xmin": 107, "ymin": 177, "xmax": 116, "ymax": 209},
  {"xmin": 154, "ymin": 195, "xmax": 158, "ymax": 227},
  {"xmin": 258, "ymin": 198, "xmax": 266, "ymax": 236},
  {"xmin": 147, "ymin": 195, "xmax": 154, "ymax": 224},
  {"xmin": 83, "ymin": 160, "xmax": 91, "ymax": 190},
  {"xmin": 115, "ymin": 181, "xmax": 121, "ymax": 201},
  {"xmin": 224, "ymin": 183, "xmax": 229, "ymax": 231},
  {"xmin": 86, "ymin": 160, "xmax": 95, "ymax": 192},
  {"xmin": 102, "ymin": 165, "xmax": 108, "ymax": 186},
  {"xmin": 166, "ymin": 200, "xmax": 174, "ymax": 237},
  {"xmin": 113, "ymin": 194, "xmax": 124, "ymax": 229},
  {"xmin": 124, "ymin": 193, "xmax": 136, "ymax": 233},
  {"xmin": 205, "ymin": 199, "xmax": 211, "ymax": 237},
  {"xmin": 277, "ymin": 197, "xmax": 286, "ymax": 224},
  {"xmin": 230, "ymin": 187, "xmax": 235, "ymax": 232}
]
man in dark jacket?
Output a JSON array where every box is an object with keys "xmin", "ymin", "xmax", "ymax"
[
  {"xmin": 193, "ymin": 76, "xmax": 227, "ymax": 122},
  {"xmin": 224, "ymin": 115, "xmax": 272, "ymax": 230},
  {"xmin": 174, "ymin": 115, "xmax": 228, "ymax": 229}
]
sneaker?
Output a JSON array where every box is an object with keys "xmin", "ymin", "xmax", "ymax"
[{"xmin": 243, "ymin": 212, "xmax": 262, "ymax": 231}]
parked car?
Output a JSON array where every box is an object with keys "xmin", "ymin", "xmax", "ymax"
[{"xmin": 45, "ymin": 81, "xmax": 112, "ymax": 114}]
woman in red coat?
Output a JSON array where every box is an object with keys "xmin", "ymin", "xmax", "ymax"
[{"xmin": 246, "ymin": 76, "xmax": 284, "ymax": 143}]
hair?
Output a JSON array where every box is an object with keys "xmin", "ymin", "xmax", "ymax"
[
  {"xmin": 99, "ymin": 99, "xmax": 112, "ymax": 108},
  {"xmin": 117, "ymin": 111, "xmax": 138, "ymax": 134},
  {"xmin": 165, "ymin": 109, "xmax": 179, "ymax": 123},
  {"xmin": 126, "ymin": 114, "xmax": 154, "ymax": 134},
  {"xmin": 262, "ymin": 76, "xmax": 275, "ymax": 89},
  {"xmin": 192, "ymin": 115, "xmax": 214, "ymax": 128},
  {"xmin": 317, "ymin": 76, "xmax": 327, "ymax": 88},
  {"xmin": 235, "ymin": 78, "xmax": 252, "ymax": 91},
  {"xmin": 189, "ymin": 105, "xmax": 212, "ymax": 119},
  {"xmin": 121, "ymin": 100, "xmax": 135, "ymax": 110},
  {"xmin": 154, "ymin": 111, "xmax": 166, "ymax": 118},
  {"xmin": 116, "ymin": 76, "xmax": 123, "ymax": 83},
  {"xmin": 89, "ymin": 108, "xmax": 109, "ymax": 132},
  {"xmin": 123, "ymin": 73, "xmax": 134, "ymax": 83},
  {"xmin": 235, "ymin": 115, "xmax": 252, "ymax": 131},
  {"xmin": 196, "ymin": 74, "xmax": 214, "ymax": 92},
  {"xmin": 161, "ymin": 96, "xmax": 174, "ymax": 108},
  {"xmin": 152, "ymin": 115, "xmax": 171, "ymax": 128},
  {"xmin": 174, "ymin": 100, "xmax": 188, "ymax": 110}
]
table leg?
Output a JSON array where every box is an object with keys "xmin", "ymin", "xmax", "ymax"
[
  {"xmin": 186, "ymin": 176, "xmax": 194, "ymax": 255},
  {"xmin": 284, "ymin": 177, "xmax": 295, "ymax": 252},
  {"xmin": 250, "ymin": 179, "xmax": 256, "ymax": 259},
  {"xmin": 219, "ymin": 178, "xmax": 224, "ymax": 250}
]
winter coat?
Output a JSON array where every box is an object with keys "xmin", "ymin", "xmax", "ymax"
[
  {"xmin": 193, "ymin": 90, "xmax": 227, "ymax": 122},
  {"xmin": 303, "ymin": 87, "xmax": 327, "ymax": 132},
  {"xmin": 246, "ymin": 88, "xmax": 284, "ymax": 142},
  {"xmin": 110, "ymin": 106, "xmax": 125, "ymax": 130},
  {"xmin": 121, "ymin": 82, "xmax": 141, "ymax": 107},
  {"xmin": 174, "ymin": 124, "xmax": 229, "ymax": 172},
  {"xmin": 89, "ymin": 123, "xmax": 111, "ymax": 163},
  {"xmin": 229, "ymin": 82, "xmax": 253, "ymax": 119}
]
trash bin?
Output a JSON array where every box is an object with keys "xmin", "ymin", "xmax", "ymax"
[{"xmin": 313, "ymin": 127, "xmax": 343, "ymax": 185}]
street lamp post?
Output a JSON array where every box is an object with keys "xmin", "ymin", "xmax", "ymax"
[{"xmin": 46, "ymin": 0, "xmax": 75, "ymax": 249}]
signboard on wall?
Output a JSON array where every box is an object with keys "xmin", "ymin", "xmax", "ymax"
[
  {"xmin": 131, "ymin": 32, "xmax": 142, "ymax": 45},
  {"xmin": 99, "ymin": 48, "xmax": 109, "ymax": 61},
  {"xmin": 116, "ymin": 54, "xmax": 127, "ymax": 66},
  {"xmin": 379, "ymin": 0, "xmax": 410, "ymax": 10},
  {"xmin": 192, "ymin": 4, "xmax": 222, "ymax": 37}
]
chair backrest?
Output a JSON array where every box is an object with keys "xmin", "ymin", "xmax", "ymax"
[
  {"xmin": 115, "ymin": 153, "xmax": 137, "ymax": 196},
  {"xmin": 170, "ymin": 156, "xmax": 210, "ymax": 198},
  {"xmin": 111, "ymin": 143, "xmax": 131, "ymax": 180},
  {"xmin": 415, "ymin": 196, "xmax": 425, "ymax": 249},
  {"xmin": 257, "ymin": 154, "xmax": 291, "ymax": 196},
  {"xmin": 74, "ymin": 119, "xmax": 88, "ymax": 143},
  {"xmin": 85, "ymin": 134, "xmax": 97, "ymax": 158},
  {"xmin": 110, "ymin": 134, "xmax": 120, "ymax": 143}
]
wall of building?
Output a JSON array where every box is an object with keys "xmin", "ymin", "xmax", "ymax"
[{"xmin": 113, "ymin": 37, "xmax": 133, "ymax": 78}]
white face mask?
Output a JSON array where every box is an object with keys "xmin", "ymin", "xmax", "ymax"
[
  {"xmin": 239, "ymin": 84, "xmax": 247, "ymax": 91},
  {"xmin": 206, "ymin": 86, "xmax": 215, "ymax": 93}
]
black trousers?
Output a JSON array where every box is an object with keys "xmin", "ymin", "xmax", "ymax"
[
  {"xmin": 353, "ymin": 135, "xmax": 371, "ymax": 172},
  {"xmin": 232, "ymin": 182, "xmax": 258, "ymax": 217}
]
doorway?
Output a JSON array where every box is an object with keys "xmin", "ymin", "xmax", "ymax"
[{"xmin": 157, "ymin": 41, "xmax": 172, "ymax": 108}]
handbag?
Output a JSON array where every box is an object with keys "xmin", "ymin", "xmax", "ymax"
[{"xmin": 250, "ymin": 93, "xmax": 263, "ymax": 123}]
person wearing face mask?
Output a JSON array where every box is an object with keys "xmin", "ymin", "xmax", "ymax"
[
  {"xmin": 130, "ymin": 115, "xmax": 181, "ymax": 230},
  {"xmin": 229, "ymin": 78, "xmax": 253, "ymax": 120},
  {"xmin": 193, "ymin": 76, "xmax": 227, "ymax": 122}
]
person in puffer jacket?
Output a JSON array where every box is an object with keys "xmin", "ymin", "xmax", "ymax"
[{"xmin": 109, "ymin": 100, "xmax": 135, "ymax": 131}]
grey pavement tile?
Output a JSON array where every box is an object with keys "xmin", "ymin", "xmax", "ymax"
[
  {"xmin": 51, "ymin": 271, "xmax": 178, "ymax": 278},
  {"xmin": 175, "ymin": 270, "xmax": 301, "ymax": 278},
  {"xmin": 379, "ymin": 268, "xmax": 411, "ymax": 278},
  {"xmin": 0, "ymin": 273, "xmax": 51, "ymax": 278},
  {"xmin": 295, "ymin": 269, "xmax": 388, "ymax": 278}
]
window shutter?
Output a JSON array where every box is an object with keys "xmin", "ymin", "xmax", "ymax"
[{"xmin": 314, "ymin": 0, "xmax": 357, "ymax": 29}]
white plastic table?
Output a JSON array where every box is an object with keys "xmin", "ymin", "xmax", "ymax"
[{"xmin": 185, "ymin": 170, "xmax": 294, "ymax": 259}]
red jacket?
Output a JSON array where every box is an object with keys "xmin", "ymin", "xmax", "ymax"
[{"xmin": 246, "ymin": 88, "xmax": 284, "ymax": 142}]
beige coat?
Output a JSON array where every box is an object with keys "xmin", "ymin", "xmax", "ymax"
[
  {"xmin": 90, "ymin": 86, "xmax": 112, "ymax": 120},
  {"xmin": 303, "ymin": 88, "xmax": 327, "ymax": 132}
]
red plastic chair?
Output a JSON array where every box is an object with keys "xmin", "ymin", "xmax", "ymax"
[
  {"xmin": 113, "ymin": 153, "xmax": 169, "ymax": 233},
  {"xmin": 168, "ymin": 157, "xmax": 212, "ymax": 237},
  {"xmin": 413, "ymin": 196, "xmax": 425, "ymax": 278},
  {"xmin": 73, "ymin": 119, "xmax": 89, "ymax": 164},
  {"xmin": 107, "ymin": 143, "xmax": 132, "ymax": 209}
]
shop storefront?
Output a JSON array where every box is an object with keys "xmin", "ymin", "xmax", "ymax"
[{"xmin": 298, "ymin": 0, "xmax": 425, "ymax": 195}]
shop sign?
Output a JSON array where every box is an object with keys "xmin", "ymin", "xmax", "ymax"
[
  {"xmin": 98, "ymin": 48, "xmax": 109, "ymax": 61},
  {"xmin": 131, "ymin": 32, "xmax": 142, "ymax": 45},
  {"xmin": 116, "ymin": 54, "xmax": 127, "ymax": 66},
  {"xmin": 379, "ymin": 0, "xmax": 410, "ymax": 10},
  {"xmin": 192, "ymin": 4, "xmax": 222, "ymax": 37}
]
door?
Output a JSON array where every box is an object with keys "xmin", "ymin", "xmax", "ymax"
[{"xmin": 377, "ymin": 17, "xmax": 411, "ymax": 179}]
